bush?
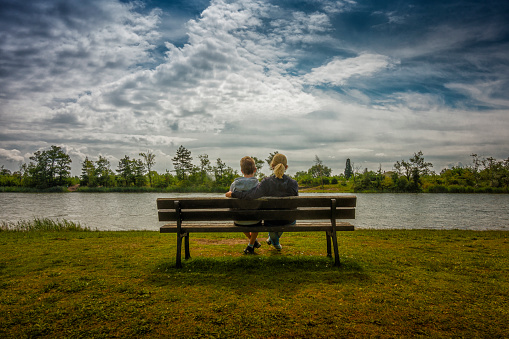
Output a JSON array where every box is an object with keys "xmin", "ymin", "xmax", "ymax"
[
  {"xmin": 426, "ymin": 185, "xmax": 449, "ymax": 193},
  {"xmin": 448, "ymin": 185, "xmax": 466, "ymax": 193}
]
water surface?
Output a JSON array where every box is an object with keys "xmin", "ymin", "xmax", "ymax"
[{"xmin": 0, "ymin": 193, "xmax": 507, "ymax": 231}]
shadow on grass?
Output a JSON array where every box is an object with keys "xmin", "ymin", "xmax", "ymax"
[{"xmin": 148, "ymin": 255, "xmax": 369, "ymax": 291}]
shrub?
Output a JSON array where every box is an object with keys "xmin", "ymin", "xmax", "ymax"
[{"xmin": 426, "ymin": 185, "xmax": 449, "ymax": 193}]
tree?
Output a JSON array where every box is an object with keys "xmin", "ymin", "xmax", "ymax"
[
  {"xmin": 81, "ymin": 157, "xmax": 97, "ymax": 186},
  {"xmin": 394, "ymin": 159, "xmax": 412, "ymax": 180},
  {"xmin": 54, "ymin": 149, "xmax": 72, "ymax": 186},
  {"xmin": 0, "ymin": 165, "xmax": 15, "ymax": 186},
  {"xmin": 95, "ymin": 156, "xmax": 114, "ymax": 187},
  {"xmin": 116, "ymin": 156, "xmax": 134, "ymax": 186},
  {"xmin": 198, "ymin": 154, "xmax": 212, "ymax": 183},
  {"xmin": 394, "ymin": 151, "xmax": 433, "ymax": 192},
  {"xmin": 251, "ymin": 156, "xmax": 265, "ymax": 179},
  {"xmin": 139, "ymin": 151, "xmax": 156, "ymax": 187},
  {"xmin": 172, "ymin": 145, "xmax": 193, "ymax": 181},
  {"xmin": 344, "ymin": 158, "xmax": 353, "ymax": 179},
  {"xmin": 350, "ymin": 161, "xmax": 363, "ymax": 186},
  {"xmin": 409, "ymin": 151, "xmax": 433, "ymax": 177},
  {"xmin": 133, "ymin": 159, "xmax": 146, "ymax": 186},
  {"xmin": 213, "ymin": 158, "xmax": 237, "ymax": 187},
  {"xmin": 470, "ymin": 153, "xmax": 482, "ymax": 187},
  {"xmin": 265, "ymin": 151, "xmax": 279, "ymax": 167},
  {"xmin": 375, "ymin": 164, "xmax": 384, "ymax": 191},
  {"xmin": 28, "ymin": 145, "xmax": 72, "ymax": 188},
  {"xmin": 214, "ymin": 158, "xmax": 227, "ymax": 185},
  {"xmin": 308, "ymin": 155, "xmax": 332, "ymax": 189}
]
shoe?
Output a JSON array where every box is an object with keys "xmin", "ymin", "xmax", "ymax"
[
  {"xmin": 243, "ymin": 245, "xmax": 255, "ymax": 254},
  {"xmin": 266, "ymin": 237, "xmax": 272, "ymax": 246},
  {"xmin": 274, "ymin": 244, "xmax": 282, "ymax": 250},
  {"xmin": 254, "ymin": 240, "xmax": 261, "ymax": 248}
]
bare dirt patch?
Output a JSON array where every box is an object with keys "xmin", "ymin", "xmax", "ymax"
[
  {"xmin": 67, "ymin": 184, "xmax": 80, "ymax": 192},
  {"xmin": 194, "ymin": 238, "xmax": 246, "ymax": 245}
]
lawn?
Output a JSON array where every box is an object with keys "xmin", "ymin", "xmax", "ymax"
[{"xmin": 0, "ymin": 227, "xmax": 508, "ymax": 338}]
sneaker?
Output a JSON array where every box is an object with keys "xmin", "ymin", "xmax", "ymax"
[
  {"xmin": 254, "ymin": 240, "xmax": 262, "ymax": 249},
  {"xmin": 274, "ymin": 244, "xmax": 282, "ymax": 251},
  {"xmin": 266, "ymin": 237, "xmax": 272, "ymax": 246},
  {"xmin": 243, "ymin": 245, "xmax": 255, "ymax": 254}
]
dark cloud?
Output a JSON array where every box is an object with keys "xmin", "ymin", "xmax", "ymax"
[{"xmin": 46, "ymin": 113, "xmax": 83, "ymax": 126}]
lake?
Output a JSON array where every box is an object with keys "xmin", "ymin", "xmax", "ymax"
[{"xmin": 0, "ymin": 192, "xmax": 508, "ymax": 231}]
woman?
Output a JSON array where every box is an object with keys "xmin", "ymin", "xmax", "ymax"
[{"xmin": 225, "ymin": 153, "xmax": 298, "ymax": 249}]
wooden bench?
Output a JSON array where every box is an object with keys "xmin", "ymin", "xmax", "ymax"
[{"xmin": 158, "ymin": 195, "xmax": 356, "ymax": 268}]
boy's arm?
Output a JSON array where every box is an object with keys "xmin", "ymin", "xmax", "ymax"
[{"xmin": 231, "ymin": 181, "xmax": 265, "ymax": 199}]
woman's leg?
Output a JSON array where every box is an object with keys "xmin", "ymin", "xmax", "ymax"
[{"xmin": 268, "ymin": 231, "xmax": 281, "ymax": 246}]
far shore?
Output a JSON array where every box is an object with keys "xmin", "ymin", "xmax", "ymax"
[{"xmin": 0, "ymin": 184, "xmax": 507, "ymax": 194}]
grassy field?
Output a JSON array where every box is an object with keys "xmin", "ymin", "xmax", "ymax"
[{"xmin": 0, "ymin": 225, "xmax": 508, "ymax": 338}]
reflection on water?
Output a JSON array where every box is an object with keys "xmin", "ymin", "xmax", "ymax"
[{"xmin": 0, "ymin": 192, "xmax": 508, "ymax": 231}]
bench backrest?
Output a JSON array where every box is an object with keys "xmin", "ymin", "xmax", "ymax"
[{"xmin": 157, "ymin": 196, "xmax": 356, "ymax": 222}]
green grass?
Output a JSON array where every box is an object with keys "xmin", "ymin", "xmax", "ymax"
[
  {"xmin": 1, "ymin": 218, "xmax": 92, "ymax": 232},
  {"xmin": 0, "ymin": 228, "xmax": 507, "ymax": 338}
]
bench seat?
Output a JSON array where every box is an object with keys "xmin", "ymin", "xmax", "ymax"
[{"xmin": 160, "ymin": 221, "xmax": 355, "ymax": 233}]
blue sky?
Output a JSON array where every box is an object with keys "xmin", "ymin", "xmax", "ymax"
[{"xmin": 0, "ymin": 0, "xmax": 508, "ymax": 176}]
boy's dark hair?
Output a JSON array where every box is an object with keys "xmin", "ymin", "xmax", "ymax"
[{"xmin": 240, "ymin": 156, "xmax": 256, "ymax": 175}]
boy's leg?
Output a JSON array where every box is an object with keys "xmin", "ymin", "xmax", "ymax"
[
  {"xmin": 243, "ymin": 232, "xmax": 252, "ymax": 240},
  {"xmin": 249, "ymin": 232, "xmax": 258, "ymax": 245}
]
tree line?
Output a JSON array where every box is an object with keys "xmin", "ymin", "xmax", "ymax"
[
  {"xmin": 0, "ymin": 145, "xmax": 276, "ymax": 192},
  {"xmin": 343, "ymin": 152, "xmax": 509, "ymax": 193},
  {"xmin": 0, "ymin": 145, "xmax": 508, "ymax": 193}
]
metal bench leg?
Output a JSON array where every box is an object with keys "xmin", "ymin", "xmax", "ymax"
[
  {"xmin": 175, "ymin": 200, "xmax": 183, "ymax": 268},
  {"xmin": 330, "ymin": 199, "xmax": 341, "ymax": 267},
  {"xmin": 185, "ymin": 234, "xmax": 191, "ymax": 260},
  {"xmin": 176, "ymin": 233, "xmax": 183, "ymax": 269},
  {"xmin": 331, "ymin": 232, "xmax": 340, "ymax": 267},
  {"xmin": 326, "ymin": 231, "xmax": 332, "ymax": 258}
]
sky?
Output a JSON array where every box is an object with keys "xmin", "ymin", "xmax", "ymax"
[{"xmin": 1, "ymin": 0, "xmax": 508, "ymax": 177}]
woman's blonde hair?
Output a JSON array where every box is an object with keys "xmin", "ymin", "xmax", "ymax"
[{"xmin": 270, "ymin": 153, "xmax": 288, "ymax": 179}]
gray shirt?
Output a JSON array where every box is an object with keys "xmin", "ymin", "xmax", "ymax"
[
  {"xmin": 230, "ymin": 176, "xmax": 259, "ymax": 192},
  {"xmin": 230, "ymin": 176, "xmax": 260, "ymax": 225}
]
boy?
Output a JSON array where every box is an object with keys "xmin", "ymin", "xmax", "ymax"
[{"xmin": 229, "ymin": 156, "xmax": 261, "ymax": 254}]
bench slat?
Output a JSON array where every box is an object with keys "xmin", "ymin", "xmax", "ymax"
[
  {"xmin": 158, "ymin": 207, "xmax": 355, "ymax": 222},
  {"xmin": 160, "ymin": 222, "xmax": 355, "ymax": 233},
  {"xmin": 157, "ymin": 196, "xmax": 356, "ymax": 209}
]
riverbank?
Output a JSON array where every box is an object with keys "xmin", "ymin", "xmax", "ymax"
[
  {"xmin": 1, "ymin": 185, "xmax": 508, "ymax": 194},
  {"xmin": 1, "ymin": 229, "xmax": 507, "ymax": 337},
  {"xmin": 0, "ymin": 185, "xmax": 230, "ymax": 193}
]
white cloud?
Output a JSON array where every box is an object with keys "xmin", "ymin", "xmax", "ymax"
[
  {"xmin": 303, "ymin": 53, "xmax": 396, "ymax": 86},
  {"xmin": 54, "ymin": 0, "xmax": 333, "ymax": 135},
  {"xmin": 446, "ymin": 81, "xmax": 509, "ymax": 108},
  {"xmin": 0, "ymin": 149, "xmax": 24, "ymax": 163},
  {"xmin": 0, "ymin": 0, "xmax": 161, "ymax": 120}
]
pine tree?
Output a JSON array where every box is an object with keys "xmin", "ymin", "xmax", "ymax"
[
  {"xmin": 81, "ymin": 157, "xmax": 96, "ymax": 186},
  {"xmin": 345, "ymin": 158, "xmax": 353, "ymax": 179},
  {"xmin": 172, "ymin": 145, "xmax": 193, "ymax": 180}
]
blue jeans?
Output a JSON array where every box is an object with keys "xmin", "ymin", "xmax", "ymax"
[{"xmin": 265, "ymin": 220, "xmax": 296, "ymax": 246}]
